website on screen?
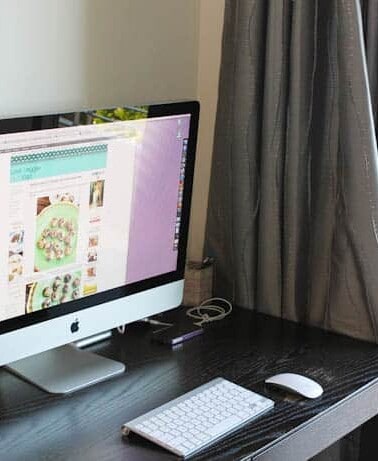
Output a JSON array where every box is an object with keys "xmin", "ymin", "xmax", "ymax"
[{"xmin": 0, "ymin": 114, "xmax": 190, "ymax": 322}]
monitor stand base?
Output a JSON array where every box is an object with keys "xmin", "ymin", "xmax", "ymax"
[{"xmin": 6, "ymin": 344, "xmax": 125, "ymax": 394}]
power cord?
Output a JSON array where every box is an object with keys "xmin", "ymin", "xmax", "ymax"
[
  {"xmin": 186, "ymin": 297, "xmax": 233, "ymax": 327},
  {"xmin": 116, "ymin": 298, "xmax": 232, "ymax": 333}
]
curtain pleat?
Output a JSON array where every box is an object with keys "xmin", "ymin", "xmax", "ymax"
[{"xmin": 361, "ymin": 0, "xmax": 378, "ymax": 128}]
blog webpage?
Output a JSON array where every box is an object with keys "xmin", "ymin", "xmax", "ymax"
[{"xmin": 0, "ymin": 114, "xmax": 190, "ymax": 322}]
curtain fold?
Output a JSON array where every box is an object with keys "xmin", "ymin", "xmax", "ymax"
[
  {"xmin": 206, "ymin": 0, "xmax": 378, "ymax": 343},
  {"xmin": 361, "ymin": 0, "xmax": 378, "ymax": 128}
]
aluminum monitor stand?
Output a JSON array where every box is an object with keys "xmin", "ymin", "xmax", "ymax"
[{"xmin": 6, "ymin": 334, "xmax": 125, "ymax": 394}]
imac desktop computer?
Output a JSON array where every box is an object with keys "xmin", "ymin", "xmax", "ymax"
[{"xmin": 0, "ymin": 101, "xmax": 199, "ymax": 394}]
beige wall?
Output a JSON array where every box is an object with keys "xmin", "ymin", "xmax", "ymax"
[
  {"xmin": 0, "ymin": 0, "xmax": 198, "ymax": 117},
  {"xmin": 188, "ymin": 0, "xmax": 225, "ymax": 261}
]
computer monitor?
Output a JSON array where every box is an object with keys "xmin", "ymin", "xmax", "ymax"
[{"xmin": 0, "ymin": 101, "xmax": 199, "ymax": 393}]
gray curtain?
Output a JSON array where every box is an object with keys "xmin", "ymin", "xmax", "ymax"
[
  {"xmin": 206, "ymin": 0, "xmax": 378, "ymax": 343},
  {"xmin": 362, "ymin": 0, "xmax": 378, "ymax": 130}
]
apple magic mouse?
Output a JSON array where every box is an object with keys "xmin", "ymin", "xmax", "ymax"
[{"xmin": 265, "ymin": 373, "xmax": 323, "ymax": 399}]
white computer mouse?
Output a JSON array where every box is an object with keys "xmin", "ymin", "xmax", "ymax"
[{"xmin": 265, "ymin": 373, "xmax": 323, "ymax": 399}]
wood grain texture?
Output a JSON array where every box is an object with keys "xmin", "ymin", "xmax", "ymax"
[{"xmin": 1, "ymin": 307, "xmax": 378, "ymax": 461}]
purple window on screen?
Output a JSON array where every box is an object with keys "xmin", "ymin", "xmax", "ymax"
[{"xmin": 126, "ymin": 116, "xmax": 191, "ymax": 283}]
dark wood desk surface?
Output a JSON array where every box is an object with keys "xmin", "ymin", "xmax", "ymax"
[{"xmin": 1, "ymin": 307, "xmax": 378, "ymax": 461}]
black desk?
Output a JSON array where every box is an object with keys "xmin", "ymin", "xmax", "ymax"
[{"xmin": 1, "ymin": 307, "xmax": 378, "ymax": 461}]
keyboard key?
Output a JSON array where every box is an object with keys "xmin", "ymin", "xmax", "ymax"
[{"xmin": 207, "ymin": 415, "xmax": 242, "ymax": 437}]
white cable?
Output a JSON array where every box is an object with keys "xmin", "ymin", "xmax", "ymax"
[
  {"xmin": 186, "ymin": 297, "xmax": 233, "ymax": 326},
  {"xmin": 117, "ymin": 298, "xmax": 232, "ymax": 333}
]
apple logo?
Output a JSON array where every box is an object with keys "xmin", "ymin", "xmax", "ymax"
[{"xmin": 70, "ymin": 319, "xmax": 79, "ymax": 334}]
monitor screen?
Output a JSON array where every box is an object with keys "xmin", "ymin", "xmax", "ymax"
[{"xmin": 0, "ymin": 102, "xmax": 198, "ymax": 335}]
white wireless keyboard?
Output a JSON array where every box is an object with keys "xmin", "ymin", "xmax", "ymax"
[{"xmin": 122, "ymin": 377, "xmax": 274, "ymax": 458}]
